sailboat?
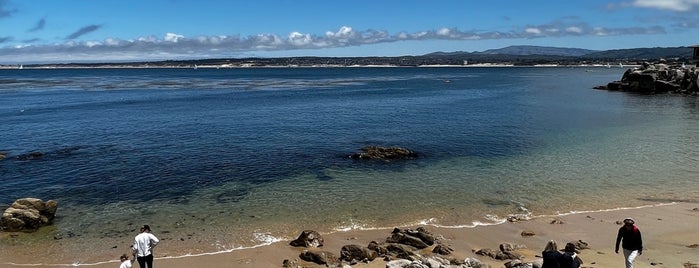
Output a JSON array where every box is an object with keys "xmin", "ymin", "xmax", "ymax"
[
  {"xmin": 682, "ymin": 62, "xmax": 686, "ymax": 69},
  {"xmin": 619, "ymin": 62, "xmax": 623, "ymax": 68},
  {"xmin": 18, "ymin": 64, "xmax": 23, "ymax": 70}
]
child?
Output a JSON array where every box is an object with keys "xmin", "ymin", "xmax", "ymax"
[{"xmin": 119, "ymin": 253, "xmax": 134, "ymax": 268}]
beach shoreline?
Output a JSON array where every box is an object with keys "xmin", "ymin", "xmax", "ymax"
[{"xmin": 4, "ymin": 202, "xmax": 699, "ymax": 268}]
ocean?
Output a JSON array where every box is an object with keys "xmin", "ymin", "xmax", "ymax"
[{"xmin": 1, "ymin": 67, "xmax": 698, "ymax": 265}]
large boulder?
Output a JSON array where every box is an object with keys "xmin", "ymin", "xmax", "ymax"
[
  {"xmin": 1, "ymin": 198, "xmax": 58, "ymax": 232},
  {"xmin": 339, "ymin": 244, "xmax": 377, "ymax": 262},
  {"xmin": 298, "ymin": 250, "xmax": 337, "ymax": 266},
  {"xmin": 385, "ymin": 227, "xmax": 435, "ymax": 249},
  {"xmin": 289, "ymin": 230, "xmax": 324, "ymax": 248}
]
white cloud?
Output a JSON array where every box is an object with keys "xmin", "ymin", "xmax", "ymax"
[
  {"xmin": 0, "ymin": 23, "xmax": 671, "ymax": 63},
  {"xmin": 164, "ymin": 33, "xmax": 184, "ymax": 43},
  {"xmin": 631, "ymin": 0, "xmax": 699, "ymax": 11},
  {"xmin": 525, "ymin": 28, "xmax": 542, "ymax": 34},
  {"xmin": 436, "ymin": 28, "xmax": 451, "ymax": 36},
  {"xmin": 566, "ymin": 26, "xmax": 583, "ymax": 34},
  {"xmin": 288, "ymin": 32, "xmax": 312, "ymax": 46}
]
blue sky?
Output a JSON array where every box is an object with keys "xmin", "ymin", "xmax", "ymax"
[{"xmin": 1, "ymin": 0, "xmax": 698, "ymax": 63}]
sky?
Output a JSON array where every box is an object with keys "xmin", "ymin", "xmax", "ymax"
[{"xmin": 1, "ymin": 0, "xmax": 698, "ymax": 64}]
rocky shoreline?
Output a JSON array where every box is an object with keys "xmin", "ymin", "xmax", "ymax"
[{"xmin": 595, "ymin": 61, "xmax": 699, "ymax": 95}]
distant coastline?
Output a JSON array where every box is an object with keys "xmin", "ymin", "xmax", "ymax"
[
  {"xmin": 1, "ymin": 45, "xmax": 692, "ymax": 69},
  {"xmin": 0, "ymin": 63, "xmax": 643, "ymax": 69}
]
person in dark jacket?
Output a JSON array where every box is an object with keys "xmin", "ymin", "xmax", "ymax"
[
  {"xmin": 615, "ymin": 218, "xmax": 643, "ymax": 268},
  {"xmin": 559, "ymin": 242, "xmax": 582, "ymax": 268},
  {"xmin": 541, "ymin": 240, "xmax": 563, "ymax": 268}
]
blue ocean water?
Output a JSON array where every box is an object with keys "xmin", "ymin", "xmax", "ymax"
[{"xmin": 1, "ymin": 67, "xmax": 698, "ymax": 265}]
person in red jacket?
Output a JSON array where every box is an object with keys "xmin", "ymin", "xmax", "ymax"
[{"xmin": 615, "ymin": 218, "xmax": 643, "ymax": 268}]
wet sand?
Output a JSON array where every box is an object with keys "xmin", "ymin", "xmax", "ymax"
[{"xmin": 4, "ymin": 202, "xmax": 699, "ymax": 268}]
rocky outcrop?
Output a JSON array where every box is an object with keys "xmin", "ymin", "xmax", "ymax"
[
  {"xmin": 1, "ymin": 198, "xmax": 58, "ymax": 232},
  {"xmin": 348, "ymin": 146, "xmax": 418, "ymax": 160},
  {"xmin": 597, "ymin": 61, "xmax": 699, "ymax": 94},
  {"xmin": 284, "ymin": 227, "xmax": 492, "ymax": 268},
  {"xmin": 289, "ymin": 230, "xmax": 324, "ymax": 248}
]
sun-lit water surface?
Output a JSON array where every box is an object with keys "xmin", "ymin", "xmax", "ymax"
[{"xmin": 1, "ymin": 67, "xmax": 698, "ymax": 265}]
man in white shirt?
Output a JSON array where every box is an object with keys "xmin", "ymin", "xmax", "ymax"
[{"xmin": 132, "ymin": 224, "xmax": 159, "ymax": 268}]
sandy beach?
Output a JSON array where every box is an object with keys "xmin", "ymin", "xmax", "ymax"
[{"xmin": 4, "ymin": 201, "xmax": 698, "ymax": 268}]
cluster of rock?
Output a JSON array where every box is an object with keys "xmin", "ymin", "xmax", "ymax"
[
  {"xmin": 348, "ymin": 146, "xmax": 418, "ymax": 161},
  {"xmin": 597, "ymin": 61, "xmax": 699, "ymax": 94},
  {"xmin": 283, "ymin": 227, "xmax": 490, "ymax": 268},
  {"xmin": 1, "ymin": 198, "xmax": 58, "ymax": 232}
]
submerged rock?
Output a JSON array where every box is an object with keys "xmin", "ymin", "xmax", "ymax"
[{"xmin": 348, "ymin": 146, "xmax": 418, "ymax": 160}]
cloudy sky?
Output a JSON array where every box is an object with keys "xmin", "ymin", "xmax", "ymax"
[{"xmin": 1, "ymin": 0, "xmax": 698, "ymax": 63}]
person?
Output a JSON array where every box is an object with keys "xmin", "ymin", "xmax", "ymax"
[
  {"xmin": 119, "ymin": 253, "xmax": 134, "ymax": 268},
  {"xmin": 615, "ymin": 218, "xmax": 643, "ymax": 268},
  {"xmin": 133, "ymin": 224, "xmax": 159, "ymax": 268},
  {"xmin": 541, "ymin": 240, "xmax": 564, "ymax": 268},
  {"xmin": 559, "ymin": 242, "xmax": 583, "ymax": 268}
]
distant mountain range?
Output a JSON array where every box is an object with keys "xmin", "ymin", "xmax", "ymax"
[
  {"xmin": 426, "ymin": 45, "xmax": 694, "ymax": 60},
  {"xmin": 478, "ymin": 45, "xmax": 597, "ymax": 57}
]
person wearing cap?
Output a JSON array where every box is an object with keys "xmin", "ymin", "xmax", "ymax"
[
  {"xmin": 133, "ymin": 224, "xmax": 159, "ymax": 268},
  {"xmin": 615, "ymin": 218, "xmax": 643, "ymax": 268}
]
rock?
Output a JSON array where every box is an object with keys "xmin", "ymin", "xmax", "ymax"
[
  {"xmin": 432, "ymin": 244, "xmax": 454, "ymax": 255},
  {"xmin": 463, "ymin": 257, "xmax": 492, "ymax": 268},
  {"xmin": 0, "ymin": 152, "xmax": 6, "ymax": 161},
  {"xmin": 16, "ymin": 152, "xmax": 44, "ymax": 161},
  {"xmin": 505, "ymin": 259, "xmax": 534, "ymax": 268},
  {"xmin": 500, "ymin": 243, "xmax": 526, "ymax": 252},
  {"xmin": 289, "ymin": 230, "xmax": 324, "ymax": 248},
  {"xmin": 684, "ymin": 262, "xmax": 699, "ymax": 268},
  {"xmin": 348, "ymin": 146, "xmax": 418, "ymax": 160},
  {"xmin": 386, "ymin": 243, "xmax": 421, "ymax": 261},
  {"xmin": 687, "ymin": 244, "xmax": 699, "ymax": 248},
  {"xmin": 367, "ymin": 240, "xmax": 389, "ymax": 256},
  {"xmin": 386, "ymin": 228, "xmax": 430, "ymax": 249},
  {"xmin": 550, "ymin": 219, "xmax": 564, "ymax": 224},
  {"xmin": 599, "ymin": 62, "xmax": 699, "ymax": 95},
  {"xmin": 281, "ymin": 259, "xmax": 302, "ymax": 268},
  {"xmin": 572, "ymin": 240, "xmax": 589, "ymax": 250},
  {"xmin": 520, "ymin": 231, "xmax": 535, "ymax": 237},
  {"xmin": 1, "ymin": 198, "xmax": 58, "ymax": 232},
  {"xmin": 475, "ymin": 244, "xmax": 523, "ymax": 261},
  {"xmin": 339, "ymin": 244, "xmax": 377, "ymax": 262},
  {"xmin": 298, "ymin": 250, "xmax": 337, "ymax": 266},
  {"xmin": 386, "ymin": 259, "xmax": 413, "ymax": 268},
  {"xmin": 409, "ymin": 227, "xmax": 436, "ymax": 245}
]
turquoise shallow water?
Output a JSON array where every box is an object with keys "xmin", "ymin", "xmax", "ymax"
[{"xmin": 1, "ymin": 67, "xmax": 698, "ymax": 265}]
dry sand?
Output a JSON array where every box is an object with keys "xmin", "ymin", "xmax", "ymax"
[{"xmin": 4, "ymin": 202, "xmax": 699, "ymax": 268}]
